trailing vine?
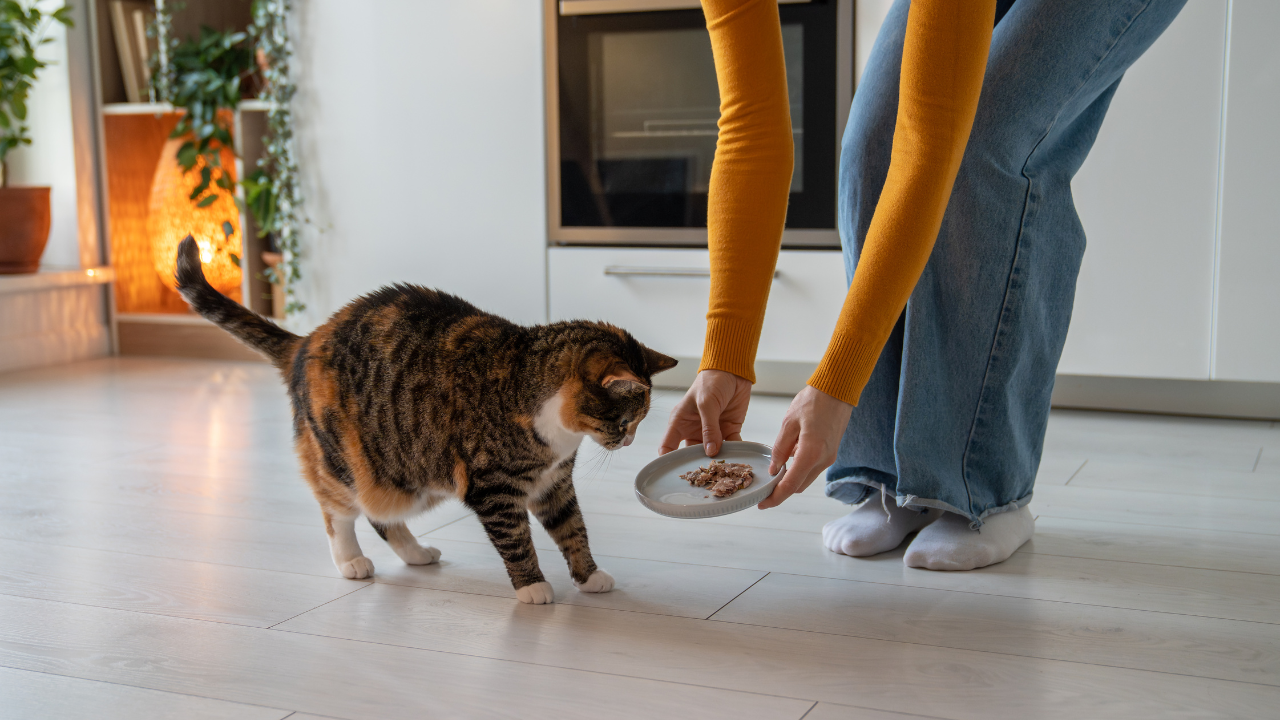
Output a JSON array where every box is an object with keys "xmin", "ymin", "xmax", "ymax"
[{"xmin": 248, "ymin": 0, "xmax": 305, "ymax": 314}]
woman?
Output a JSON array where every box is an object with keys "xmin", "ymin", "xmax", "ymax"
[{"xmin": 661, "ymin": 0, "xmax": 1187, "ymax": 570}]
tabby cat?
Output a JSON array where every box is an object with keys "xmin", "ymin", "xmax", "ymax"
[{"xmin": 174, "ymin": 236, "xmax": 676, "ymax": 604}]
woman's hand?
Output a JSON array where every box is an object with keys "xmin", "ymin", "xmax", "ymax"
[
  {"xmin": 758, "ymin": 385, "xmax": 853, "ymax": 509},
  {"xmin": 659, "ymin": 369, "xmax": 753, "ymax": 457}
]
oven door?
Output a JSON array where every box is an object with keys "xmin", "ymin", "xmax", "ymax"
[{"xmin": 548, "ymin": 0, "xmax": 851, "ymax": 248}]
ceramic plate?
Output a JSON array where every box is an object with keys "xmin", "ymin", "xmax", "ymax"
[{"xmin": 633, "ymin": 441, "xmax": 785, "ymax": 519}]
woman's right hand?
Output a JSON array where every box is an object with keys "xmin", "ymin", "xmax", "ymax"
[{"xmin": 659, "ymin": 369, "xmax": 753, "ymax": 457}]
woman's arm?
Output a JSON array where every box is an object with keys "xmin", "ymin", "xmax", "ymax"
[
  {"xmin": 809, "ymin": 0, "xmax": 995, "ymax": 405},
  {"xmin": 698, "ymin": 0, "xmax": 795, "ymax": 384}
]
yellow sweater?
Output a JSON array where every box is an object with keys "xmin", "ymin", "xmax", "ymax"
[{"xmin": 699, "ymin": 0, "xmax": 996, "ymax": 405}]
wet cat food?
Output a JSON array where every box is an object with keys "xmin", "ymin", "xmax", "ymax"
[{"xmin": 680, "ymin": 460, "xmax": 755, "ymax": 498}]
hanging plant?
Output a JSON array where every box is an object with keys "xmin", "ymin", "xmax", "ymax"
[
  {"xmin": 0, "ymin": 1, "xmax": 74, "ymax": 187},
  {"xmin": 248, "ymin": 0, "xmax": 305, "ymax": 314}
]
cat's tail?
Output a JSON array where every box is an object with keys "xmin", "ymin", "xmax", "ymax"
[{"xmin": 174, "ymin": 235, "xmax": 301, "ymax": 369}]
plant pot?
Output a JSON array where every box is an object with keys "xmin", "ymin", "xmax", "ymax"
[{"xmin": 0, "ymin": 187, "xmax": 52, "ymax": 274}]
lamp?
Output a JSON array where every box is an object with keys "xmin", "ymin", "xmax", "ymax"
[{"xmin": 148, "ymin": 137, "xmax": 242, "ymax": 295}]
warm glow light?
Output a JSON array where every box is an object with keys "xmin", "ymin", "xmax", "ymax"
[{"xmin": 148, "ymin": 138, "xmax": 242, "ymax": 295}]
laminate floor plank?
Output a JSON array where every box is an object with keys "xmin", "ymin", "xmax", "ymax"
[
  {"xmin": 802, "ymin": 704, "xmax": 948, "ymax": 720},
  {"xmin": 373, "ymin": 538, "xmax": 767, "ymax": 618},
  {"xmin": 0, "ymin": 492, "xmax": 467, "ymax": 579},
  {"xmin": 1066, "ymin": 459, "xmax": 1280, "ymax": 499},
  {"xmin": 1027, "ymin": 516, "xmax": 1280, "ymax": 576},
  {"xmin": 276, "ymin": 581, "xmax": 1280, "ymax": 720},
  {"xmin": 0, "ymin": 537, "xmax": 360, "ymax": 627},
  {"xmin": 0, "ymin": 666, "xmax": 293, "ymax": 720},
  {"xmin": 1031, "ymin": 484, "xmax": 1280, "ymax": 535},
  {"xmin": 710, "ymin": 572, "xmax": 1280, "ymax": 686},
  {"xmin": 0, "ymin": 594, "xmax": 813, "ymax": 720},
  {"xmin": 427, "ymin": 513, "xmax": 1280, "ymax": 623}
]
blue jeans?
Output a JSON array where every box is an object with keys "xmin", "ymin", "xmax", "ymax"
[{"xmin": 826, "ymin": 0, "xmax": 1187, "ymax": 525}]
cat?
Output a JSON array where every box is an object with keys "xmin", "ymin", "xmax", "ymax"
[{"xmin": 174, "ymin": 236, "xmax": 676, "ymax": 604}]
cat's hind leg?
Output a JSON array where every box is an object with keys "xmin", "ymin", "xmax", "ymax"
[
  {"xmin": 324, "ymin": 509, "xmax": 375, "ymax": 579},
  {"xmin": 530, "ymin": 465, "xmax": 613, "ymax": 594},
  {"xmin": 297, "ymin": 427, "xmax": 375, "ymax": 579},
  {"xmin": 369, "ymin": 520, "xmax": 441, "ymax": 566}
]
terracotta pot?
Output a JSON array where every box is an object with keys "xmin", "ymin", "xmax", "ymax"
[{"xmin": 0, "ymin": 187, "xmax": 52, "ymax": 274}]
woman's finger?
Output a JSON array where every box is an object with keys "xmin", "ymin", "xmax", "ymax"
[{"xmin": 770, "ymin": 415, "xmax": 800, "ymax": 476}]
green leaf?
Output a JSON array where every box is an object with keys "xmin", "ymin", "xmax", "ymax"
[
  {"xmin": 196, "ymin": 194, "xmax": 218, "ymax": 208},
  {"xmin": 11, "ymin": 97, "xmax": 25, "ymax": 121},
  {"xmin": 222, "ymin": 221, "xmax": 234, "ymax": 238},
  {"xmin": 228, "ymin": 252, "xmax": 241, "ymax": 268},
  {"xmin": 176, "ymin": 142, "xmax": 198, "ymax": 170}
]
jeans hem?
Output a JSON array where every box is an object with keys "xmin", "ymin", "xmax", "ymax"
[{"xmin": 825, "ymin": 476, "xmax": 1033, "ymax": 529}]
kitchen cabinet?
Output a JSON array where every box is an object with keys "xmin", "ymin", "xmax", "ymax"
[
  {"xmin": 1059, "ymin": 0, "xmax": 1227, "ymax": 379},
  {"xmin": 1213, "ymin": 0, "xmax": 1280, "ymax": 383}
]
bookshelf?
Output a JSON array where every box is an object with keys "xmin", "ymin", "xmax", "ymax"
[{"xmin": 92, "ymin": 0, "xmax": 277, "ymax": 360}]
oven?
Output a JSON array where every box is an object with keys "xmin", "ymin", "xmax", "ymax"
[{"xmin": 545, "ymin": 0, "xmax": 853, "ymax": 248}]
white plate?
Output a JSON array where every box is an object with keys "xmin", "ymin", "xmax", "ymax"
[{"xmin": 633, "ymin": 441, "xmax": 785, "ymax": 519}]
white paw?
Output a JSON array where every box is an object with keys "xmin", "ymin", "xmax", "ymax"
[
  {"xmin": 338, "ymin": 556, "xmax": 375, "ymax": 579},
  {"xmin": 397, "ymin": 543, "xmax": 442, "ymax": 566},
  {"xmin": 575, "ymin": 569, "xmax": 614, "ymax": 593},
  {"xmin": 515, "ymin": 581, "xmax": 555, "ymax": 604}
]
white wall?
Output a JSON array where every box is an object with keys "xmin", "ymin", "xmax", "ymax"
[
  {"xmin": 289, "ymin": 1, "xmax": 547, "ymax": 331},
  {"xmin": 7, "ymin": 0, "xmax": 79, "ymax": 270}
]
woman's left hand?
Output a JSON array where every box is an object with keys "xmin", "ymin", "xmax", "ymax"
[{"xmin": 758, "ymin": 385, "xmax": 853, "ymax": 509}]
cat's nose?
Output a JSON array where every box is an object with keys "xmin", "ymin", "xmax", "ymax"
[{"xmin": 623, "ymin": 434, "xmax": 635, "ymax": 447}]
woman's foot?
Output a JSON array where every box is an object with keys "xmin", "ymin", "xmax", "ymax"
[
  {"xmin": 903, "ymin": 505, "xmax": 1034, "ymax": 571},
  {"xmin": 822, "ymin": 490, "xmax": 941, "ymax": 557}
]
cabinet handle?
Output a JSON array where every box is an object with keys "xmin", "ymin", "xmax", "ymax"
[{"xmin": 603, "ymin": 266, "xmax": 780, "ymax": 278}]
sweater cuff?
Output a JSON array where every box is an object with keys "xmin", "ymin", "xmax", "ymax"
[
  {"xmin": 806, "ymin": 333, "xmax": 882, "ymax": 406},
  {"xmin": 699, "ymin": 317, "xmax": 762, "ymax": 384}
]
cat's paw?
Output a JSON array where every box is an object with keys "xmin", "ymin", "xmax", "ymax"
[
  {"xmin": 338, "ymin": 556, "xmax": 375, "ymax": 579},
  {"xmin": 515, "ymin": 581, "xmax": 555, "ymax": 604},
  {"xmin": 397, "ymin": 543, "xmax": 442, "ymax": 566},
  {"xmin": 575, "ymin": 569, "xmax": 614, "ymax": 593}
]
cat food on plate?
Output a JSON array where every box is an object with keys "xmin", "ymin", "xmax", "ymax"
[
  {"xmin": 680, "ymin": 460, "xmax": 755, "ymax": 497},
  {"xmin": 634, "ymin": 441, "xmax": 784, "ymax": 519}
]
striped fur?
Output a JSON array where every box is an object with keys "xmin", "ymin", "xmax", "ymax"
[{"xmin": 174, "ymin": 238, "xmax": 677, "ymax": 594}]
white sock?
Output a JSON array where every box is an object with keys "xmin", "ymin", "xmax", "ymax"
[
  {"xmin": 822, "ymin": 490, "xmax": 941, "ymax": 557},
  {"xmin": 903, "ymin": 505, "xmax": 1034, "ymax": 571}
]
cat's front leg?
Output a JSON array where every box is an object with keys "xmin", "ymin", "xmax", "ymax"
[
  {"xmin": 530, "ymin": 472, "xmax": 613, "ymax": 595},
  {"xmin": 472, "ymin": 491, "xmax": 552, "ymax": 604}
]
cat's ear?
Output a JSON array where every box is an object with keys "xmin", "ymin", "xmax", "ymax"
[
  {"xmin": 603, "ymin": 369, "xmax": 649, "ymax": 395},
  {"xmin": 642, "ymin": 345, "xmax": 678, "ymax": 375}
]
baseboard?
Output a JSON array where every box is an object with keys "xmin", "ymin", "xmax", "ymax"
[
  {"xmin": 117, "ymin": 314, "xmax": 265, "ymax": 363},
  {"xmin": 655, "ymin": 358, "xmax": 1280, "ymax": 420},
  {"xmin": 1051, "ymin": 374, "xmax": 1280, "ymax": 420}
]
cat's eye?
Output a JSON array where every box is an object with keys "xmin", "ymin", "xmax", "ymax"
[{"xmin": 618, "ymin": 419, "xmax": 629, "ymax": 433}]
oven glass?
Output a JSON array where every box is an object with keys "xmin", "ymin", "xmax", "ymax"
[{"xmin": 558, "ymin": 4, "xmax": 835, "ymax": 231}]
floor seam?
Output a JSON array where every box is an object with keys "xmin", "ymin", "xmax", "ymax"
[
  {"xmin": 705, "ymin": 572, "xmax": 770, "ymax": 620},
  {"xmin": 266, "ymin": 583, "xmax": 374, "ymax": 630},
  {"xmin": 1254, "ymin": 448, "xmax": 1264, "ymax": 472},
  {"xmin": 0, "ymin": 662, "xmax": 296, "ymax": 715},
  {"xmin": 1063, "ymin": 459, "xmax": 1087, "ymax": 485}
]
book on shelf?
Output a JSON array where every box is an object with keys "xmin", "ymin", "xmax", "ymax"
[{"xmin": 109, "ymin": 0, "xmax": 157, "ymax": 103}]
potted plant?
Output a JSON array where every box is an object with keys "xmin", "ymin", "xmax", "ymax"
[{"xmin": 0, "ymin": 1, "xmax": 72, "ymax": 274}]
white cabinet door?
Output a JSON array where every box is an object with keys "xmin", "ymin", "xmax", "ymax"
[
  {"xmin": 1058, "ymin": 0, "xmax": 1227, "ymax": 379},
  {"xmin": 1213, "ymin": 0, "xmax": 1280, "ymax": 383},
  {"xmin": 548, "ymin": 247, "xmax": 846, "ymax": 364}
]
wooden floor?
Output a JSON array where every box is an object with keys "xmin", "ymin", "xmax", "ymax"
[{"xmin": 1, "ymin": 357, "xmax": 1278, "ymax": 719}]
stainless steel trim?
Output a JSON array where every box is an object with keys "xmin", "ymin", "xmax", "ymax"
[
  {"xmin": 560, "ymin": 0, "xmax": 809, "ymax": 16},
  {"xmin": 552, "ymin": 227, "xmax": 840, "ymax": 248},
  {"xmin": 604, "ymin": 266, "xmax": 710, "ymax": 277},
  {"xmin": 604, "ymin": 266, "xmax": 782, "ymax": 278}
]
